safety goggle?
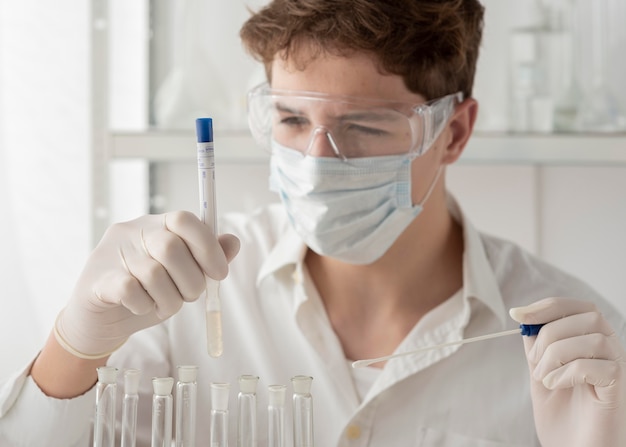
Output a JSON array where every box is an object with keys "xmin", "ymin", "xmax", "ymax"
[{"xmin": 247, "ymin": 82, "xmax": 462, "ymax": 162}]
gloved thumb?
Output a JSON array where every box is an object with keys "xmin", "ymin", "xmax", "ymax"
[
  {"xmin": 510, "ymin": 297, "xmax": 599, "ymax": 327},
  {"xmin": 509, "ymin": 297, "xmax": 600, "ymax": 363},
  {"xmin": 509, "ymin": 300, "xmax": 554, "ymax": 360},
  {"xmin": 218, "ymin": 233, "xmax": 240, "ymax": 263}
]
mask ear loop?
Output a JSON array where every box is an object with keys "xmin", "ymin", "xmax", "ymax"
[{"xmin": 416, "ymin": 165, "xmax": 443, "ymax": 207}]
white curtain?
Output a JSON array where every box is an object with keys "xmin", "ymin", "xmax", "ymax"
[
  {"xmin": 152, "ymin": 0, "xmax": 268, "ymax": 131},
  {"xmin": 0, "ymin": 1, "xmax": 91, "ymax": 380}
]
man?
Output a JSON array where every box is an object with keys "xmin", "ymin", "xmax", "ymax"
[{"xmin": 1, "ymin": 1, "xmax": 624, "ymax": 445}]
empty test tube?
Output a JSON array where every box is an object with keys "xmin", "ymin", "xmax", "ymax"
[
  {"xmin": 291, "ymin": 376, "xmax": 314, "ymax": 447},
  {"xmin": 121, "ymin": 369, "xmax": 141, "ymax": 447},
  {"xmin": 93, "ymin": 366, "xmax": 118, "ymax": 447},
  {"xmin": 175, "ymin": 366, "xmax": 198, "ymax": 447},
  {"xmin": 238, "ymin": 375, "xmax": 259, "ymax": 447},
  {"xmin": 152, "ymin": 377, "xmax": 174, "ymax": 447},
  {"xmin": 210, "ymin": 382, "xmax": 231, "ymax": 447},
  {"xmin": 267, "ymin": 385, "xmax": 287, "ymax": 447}
]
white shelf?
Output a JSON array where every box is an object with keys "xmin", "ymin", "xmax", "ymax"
[
  {"xmin": 109, "ymin": 130, "xmax": 266, "ymax": 162},
  {"xmin": 108, "ymin": 130, "xmax": 626, "ymax": 165},
  {"xmin": 462, "ymin": 132, "xmax": 626, "ymax": 165}
]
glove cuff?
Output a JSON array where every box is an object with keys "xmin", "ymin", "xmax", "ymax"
[{"xmin": 53, "ymin": 311, "xmax": 126, "ymax": 360}]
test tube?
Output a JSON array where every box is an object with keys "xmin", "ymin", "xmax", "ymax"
[
  {"xmin": 93, "ymin": 366, "xmax": 118, "ymax": 447},
  {"xmin": 151, "ymin": 377, "xmax": 174, "ymax": 447},
  {"xmin": 196, "ymin": 117, "xmax": 223, "ymax": 358},
  {"xmin": 238, "ymin": 375, "xmax": 259, "ymax": 447},
  {"xmin": 267, "ymin": 385, "xmax": 286, "ymax": 447},
  {"xmin": 291, "ymin": 376, "xmax": 314, "ymax": 447},
  {"xmin": 210, "ymin": 382, "xmax": 230, "ymax": 447},
  {"xmin": 121, "ymin": 369, "xmax": 141, "ymax": 447},
  {"xmin": 175, "ymin": 365, "xmax": 198, "ymax": 447}
]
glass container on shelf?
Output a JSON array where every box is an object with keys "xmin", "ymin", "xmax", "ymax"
[
  {"xmin": 508, "ymin": 0, "xmax": 624, "ymax": 133},
  {"xmin": 574, "ymin": 0, "xmax": 623, "ymax": 132},
  {"xmin": 508, "ymin": 0, "xmax": 577, "ymax": 133}
]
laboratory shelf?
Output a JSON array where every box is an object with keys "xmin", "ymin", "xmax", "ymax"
[{"xmin": 108, "ymin": 130, "xmax": 626, "ymax": 165}]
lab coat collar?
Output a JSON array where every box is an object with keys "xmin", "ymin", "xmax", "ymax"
[
  {"xmin": 256, "ymin": 219, "xmax": 305, "ymax": 287},
  {"xmin": 447, "ymin": 193, "xmax": 509, "ymax": 328},
  {"xmin": 256, "ymin": 196, "xmax": 509, "ymax": 328}
]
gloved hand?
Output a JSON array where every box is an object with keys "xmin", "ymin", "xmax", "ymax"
[
  {"xmin": 510, "ymin": 297, "xmax": 626, "ymax": 447},
  {"xmin": 54, "ymin": 211, "xmax": 240, "ymax": 359}
]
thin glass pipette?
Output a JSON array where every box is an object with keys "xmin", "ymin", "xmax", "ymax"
[
  {"xmin": 93, "ymin": 366, "xmax": 118, "ymax": 447},
  {"xmin": 196, "ymin": 117, "xmax": 223, "ymax": 357},
  {"xmin": 175, "ymin": 365, "xmax": 198, "ymax": 447},
  {"xmin": 121, "ymin": 369, "xmax": 141, "ymax": 447},
  {"xmin": 210, "ymin": 382, "xmax": 231, "ymax": 447},
  {"xmin": 351, "ymin": 324, "xmax": 543, "ymax": 368},
  {"xmin": 267, "ymin": 385, "xmax": 286, "ymax": 447},
  {"xmin": 238, "ymin": 375, "xmax": 259, "ymax": 447},
  {"xmin": 152, "ymin": 377, "xmax": 174, "ymax": 447},
  {"xmin": 291, "ymin": 376, "xmax": 314, "ymax": 447}
]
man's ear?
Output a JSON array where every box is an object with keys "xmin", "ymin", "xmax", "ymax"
[{"xmin": 441, "ymin": 98, "xmax": 478, "ymax": 164}]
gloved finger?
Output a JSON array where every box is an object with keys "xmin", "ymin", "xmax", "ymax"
[
  {"xmin": 509, "ymin": 297, "xmax": 599, "ymax": 359},
  {"xmin": 141, "ymin": 227, "xmax": 207, "ymax": 302},
  {"xmin": 91, "ymin": 268, "xmax": 153, "ymax": 313},
  {"xmin": 164, "ymin": 211, "xmax": 231, "ymax": 280},
  {"xmin": 120, "ymin": 290, "xmax": 156, "ymax": 316},
  {"xmin": 121, "ymin": 245, "xmax": 185, "ymax": 320},
  {"xmin": 528, "ymin": 311, "xmax": 616, "ymax": 364},
  {"xmin": 533, "ymin": 333, "xmax": 623, "ymax": 381},
  {"xmin": 541, "ymin": 358, "xmax": 623, "ymax": 391},
  {"xmin": 218, "ymin": 233, "xmax": 241, "ymax": 263},
  {"xmin": 509, "ymin": 296, "xmax": 598, "ymax": 325}
]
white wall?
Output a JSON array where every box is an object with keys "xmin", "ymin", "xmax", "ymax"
[
  {"xmin": 0, "ymin": 2, "xmax": 91, "ymax": 380},
  {"xmin": 539, "ymin": 166, "xmax": 626, "ymax": 312},
  {"xmin": 448, "ymin": 165, "xmax": 626, "ymax": 316}
]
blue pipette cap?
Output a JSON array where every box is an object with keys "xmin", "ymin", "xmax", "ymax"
[
  {"xmin": 196, "ymin": 117, "xmax": 213, "ymax": 143},
  {"xmin": 520, "ymin": 324, "xmax": 544, "ymax": 336}
]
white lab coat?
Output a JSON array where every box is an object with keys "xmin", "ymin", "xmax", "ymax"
[{"xmin": 1, "ymin": 196, "xmax": 624, "ymax": 446}]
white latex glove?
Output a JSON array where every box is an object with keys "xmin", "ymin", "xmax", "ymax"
[
  {"xmin": 510, "ymin": 297, "xmax": 626, "ymax": 447},
  {"xmin": 54, "ymin": 211, "xmax": 240, "ymax": 359}
]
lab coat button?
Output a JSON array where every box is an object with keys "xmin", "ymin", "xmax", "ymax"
[
  {"xmin": 291, "ymin": 269, "xmax": 302, "ymax": 284},
  {"xmin": 346, "ymin": 424, "xmax": 361, "ymax": 440}
]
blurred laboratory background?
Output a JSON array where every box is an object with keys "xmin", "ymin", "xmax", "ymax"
[{"xmin": 1, "ymin": 0, "xmax": 626, "ymax": 380}]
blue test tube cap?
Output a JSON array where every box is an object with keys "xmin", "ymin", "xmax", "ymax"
[{"xmin": 196, "ymin": 117, "xmax": 213, "ymax": 143}]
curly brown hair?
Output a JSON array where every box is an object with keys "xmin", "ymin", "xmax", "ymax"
[{"xmin": 240, "ymin": 0, "xmax": 484, "ymax": 100}]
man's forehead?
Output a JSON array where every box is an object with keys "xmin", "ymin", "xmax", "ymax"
[{"xmin": 270, "ymin": 54, "xmax": 425, "ymax": 104}]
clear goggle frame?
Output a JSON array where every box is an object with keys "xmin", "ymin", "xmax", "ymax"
[{"xmin": 247, "ymin": 82, "xmax": 463, "ymax": 162}]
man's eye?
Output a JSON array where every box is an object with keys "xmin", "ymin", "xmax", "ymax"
[
  {"xmin": 348, "ymin": 124, "xmax": 388, "ymax": 136},
  {"xmin": 279, "ymin": 115, "xmax": 309, "ymax": 127}
]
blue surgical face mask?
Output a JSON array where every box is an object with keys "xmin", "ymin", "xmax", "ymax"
[{"xmin": 269, "ymin": 141, "xmax": 440, "ymax": 264}]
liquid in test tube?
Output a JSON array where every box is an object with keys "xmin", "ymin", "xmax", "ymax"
[{"xmin": 196, "ymin": 117, "xmax": 223, "ymax": 357}]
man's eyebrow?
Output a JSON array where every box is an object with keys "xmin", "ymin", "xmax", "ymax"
[
  {"xmin": 339, "ymin": 110, "xmax": 400, "ymax": 123},
  {"xmin": 275, "ymin": 101, "xmax": 399, "ymax": 122},
  {"xmin": 275, "ymin": 101, "xmax": 303, "ymax": 115}
]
